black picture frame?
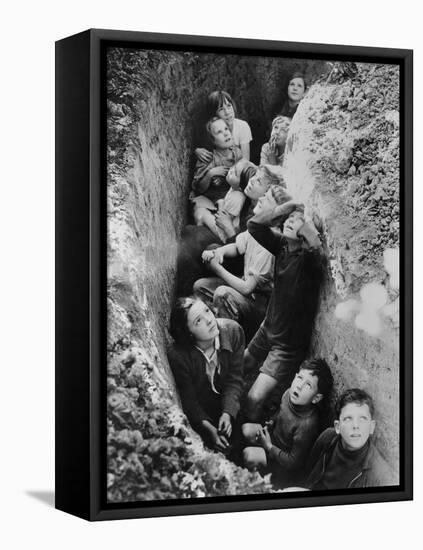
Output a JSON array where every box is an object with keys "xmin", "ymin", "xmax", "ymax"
[{"xmin": 55, "ymin": 28, "xmax": 413, "ymax": 521}]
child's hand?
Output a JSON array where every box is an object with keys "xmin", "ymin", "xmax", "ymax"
[
  {"xmin": 216, "ymin": 199, "xmax": 224, "ymax": 212},
  {"xmin": 210, "ymin": 427, "xmax": 230, "ymax": 452},
  {"xmin": 202, "ymin": 250, "xmax": 215, "ymax": 263},
  {"xmin": 195, "ymin": 148, "xmax": 213, "ymax": 163},
  {"xmin": 210, "ymin": 166, "xmax": 229, "ymax": 178},
  {"xmin": 218, "ymin": 412, "xmax": 232, "ymax": 438},
  {"xmin": 297, "ymin": 220, "xmax": 321, "ymax": 248},
  {"xmin": 271, "ymin": 201, "xmax": 304, "ymax": 226},
  {"xmin": 256, "ymin": 426, "xmax": 272, "ymax": 452},
  {"xmin": 212, "ymin": 248, "xmax": 225, "ymax": 265}
]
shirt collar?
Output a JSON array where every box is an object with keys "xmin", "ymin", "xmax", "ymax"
[{"xmin": 194, "ymin": 334, "xmax": 220, "ymax": 359}]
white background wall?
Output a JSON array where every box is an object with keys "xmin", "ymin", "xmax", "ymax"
[{"xmin": 0, "ymin": 0, "xmax": 420, "ymax": 547}]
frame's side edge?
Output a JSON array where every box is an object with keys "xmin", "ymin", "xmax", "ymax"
[
  {"xmin": 88, "ymin": 30, "xmax": 104, "ymax": 521},
  {"xmin": 55, "ymin": 30, "xmax": 92, "ymax": 521},
  {"xmin": 402, "ymin": 49, "xmax": 413, "ymax": 499}
]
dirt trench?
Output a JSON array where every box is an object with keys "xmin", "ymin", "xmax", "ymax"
[{"xmin": 106, "ymin": 49, "xmax": 399, "ymax": 502}]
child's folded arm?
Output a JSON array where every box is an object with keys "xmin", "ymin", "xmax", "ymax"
[
  {"xmin": 298, "ymin": 221, "xmax": 322, "ymax": 249},
  {"xmin": 210, "ymin": 261, "xmax": 258, "ymax": 296},
  {"xmin": 268, "ymin": 421, "xmax": 320, "ymax": 472}
]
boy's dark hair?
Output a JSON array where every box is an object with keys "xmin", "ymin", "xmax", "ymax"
[
  {"xmin": 206, "ymin": 90, "xmax": 237, "ymax": 119},
  {"xmin": 300, "ymin": 358, "xmax": 333, "ymax": 397},
  {"xmin": 169, "ymin": 296, "xmax": 198, "ymax": 347},
  {"xmin": 239, "ymin": 164, "xmax": 257, "ymax": 191},
  {"xmin": 288, "ymin": 71, "xmax": 307, "ymax": 91},
  {"xmin": 335, "ymin": 388, "xmax": 375, "ymax": 419}
]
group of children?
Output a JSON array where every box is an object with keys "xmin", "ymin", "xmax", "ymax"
[{"xmin": 167, "ymin": 76, "xmax": 395, "ymax": 491}]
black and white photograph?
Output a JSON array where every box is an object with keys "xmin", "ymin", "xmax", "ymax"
[{"xmin": 105, "ymin": 44, "xmax": 403, "ymax": 505}]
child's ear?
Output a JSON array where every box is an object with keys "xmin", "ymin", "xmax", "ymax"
[
  {"xmin": 370, "ymin": 419, "xmax": 376, "ymax": 435},
  {"xmin": 334, "ymin": 420, "xmax": 340, "ymax": 434},
  {"xmin": 311, "ymin": 393, "xmax": 323, "ymax": 405}
]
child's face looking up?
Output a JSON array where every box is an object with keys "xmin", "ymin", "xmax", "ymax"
[
  {"xmin": 186, "ymin": 301, "xmax": 219, "ymax": 344},
  {"xmin": 289, "ymin": 369, "xmax": 322, "ymax": 406},
  {"xmin": 271, "ymin": 118, "xmax": 291, "ymax": 149},
  {"xmin": 210, "ymin": 119, "xmax": 233, "ymax": 149},
  {"xmin": 252, "ymin": 189, "xmax": 276, "ymax": 216},
  {"xmin": 335, "ymin": 403, "xmax": 376, "ymax": 451},
  {"xmin": 287, "ymin": 77, "xmax": 306, "ymax": 104},
  {"xmin": 244, "ymin": 170, "xmax": 269, "ymax": 200},
  {"xmin": 282, "ymin": 211, "xmax": 305, "ymax": 240},
  {"xmin": 216, "ymin": 98, "xmax": 235, "ymax": 126}
]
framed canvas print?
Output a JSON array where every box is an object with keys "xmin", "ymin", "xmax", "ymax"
[{"xmin": 55, "ymin": 29, "xmax": 413, "ymax": 521}]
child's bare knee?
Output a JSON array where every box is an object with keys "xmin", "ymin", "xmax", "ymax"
[
  {"xmin": 243, "ymin": 447, "xmax": 256, "ymax": 470},
  {"xmin": 247, "ymin": 387, "xmax": 263, "ymax": 410},
  {"xmin": 193, "ymin": 207, "xmax": 205, "ymax": 225},
  {"xmin": 242, "ymin": 422, "xmax": 259, "ymax": 443}
]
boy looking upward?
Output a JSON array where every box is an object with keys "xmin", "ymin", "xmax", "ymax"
[
  {"xmin": 245, "ymin": 197, "xmax": 323, "ymax": 422},
  {"xmin": 306, "ymin": 388, "xmax": 397, "ymax": 489},
  {"xmin": 242, "ymin": 359, "xmax": 333, "ymax": 487}
]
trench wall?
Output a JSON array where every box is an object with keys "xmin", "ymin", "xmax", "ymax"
[{"xmin": 283, "ymin": 63, "xmax": 400, "ymax": 476}]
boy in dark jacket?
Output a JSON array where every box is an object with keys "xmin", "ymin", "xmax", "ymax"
[
  {"xmin": 306, "ymin": 388, "xmax": 397, "ymax": 489},
  {"xmin": 242, "ymin": 359, "xmax": 333, "ymax": 486},
  {"xmin": 244, "ymin": 197, "xmax": 323, "ymax": 422}
]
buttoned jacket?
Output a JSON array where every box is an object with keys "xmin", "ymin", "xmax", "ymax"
[{"xmin": 167, "ymin": 318, "xmax": 245, "ymax": 429}]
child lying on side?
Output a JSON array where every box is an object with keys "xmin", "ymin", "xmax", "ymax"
[{"xmin": 194, "ymin": 158, "xmax": 253, "ymax": 243}]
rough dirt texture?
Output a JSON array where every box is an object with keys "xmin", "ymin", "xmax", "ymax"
[
  {"xmin": 106, "ymin": 48, "xmax": 326, "ymax": 502},
  {"xmin": 283, "ymin": 63, "xmax": 400, "ymax": 476}
]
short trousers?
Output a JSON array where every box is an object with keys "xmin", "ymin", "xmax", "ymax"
[{"xmin": 247, "ymin": 324, "xmax": 306, "ymax": 385}]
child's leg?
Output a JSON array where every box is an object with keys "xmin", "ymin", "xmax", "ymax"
[
  {"xmin": 241, "ymin": 422, "xmax": 262, "ymax": 445},
  {"xmin": 193, "ymin": 277, "xmax": 224, "ymax": 308},
  {"xmin": 243, "ymin": 446, "xmax": 267, "ymax": 471},
  {"xmin": 191, "ymin": 196, "xmax": 217, "ymax": 226},
  {"xmin": 199, "ymin": 209, "xmax": 222, "ymax": 238},
  {"xmin": 246, "ymin": 373, "xmax": 278, "ymax": 422}
]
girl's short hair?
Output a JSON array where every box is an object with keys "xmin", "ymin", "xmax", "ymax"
[
  {"xmin": 169, "ymin": 297, "xmax": 198, "ymax": 346},
  {"xmin": 207, "ymin": 90, "xmax": 237, "ymax": 119},
  {"xmin": 288, "ymin": 72, "xmax": 307, "ymax": 91},
  {"xmin": 335, "ymin": 388, "xmax": 375, "ymax": 419}
]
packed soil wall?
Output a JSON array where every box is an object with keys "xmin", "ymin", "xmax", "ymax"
[{"xmin": 283, "ymin": 63, "xmax": 400, "ymax": 476}]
